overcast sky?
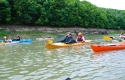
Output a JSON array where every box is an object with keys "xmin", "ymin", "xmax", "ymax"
[{"xmin": 85, "ymin": 0, "xmax": 125, "ymax": 10}]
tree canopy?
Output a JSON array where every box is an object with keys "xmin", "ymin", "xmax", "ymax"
[{"xmin": 0, "ymin": 0, "xmax": 125, "ymax": 29}]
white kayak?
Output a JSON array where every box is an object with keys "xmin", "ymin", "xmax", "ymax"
[
  {"xmin": 5, "ymin": 41, "xmax": 20, "ymax": 45},
  {"xmin": 36, "ymin": 37, "xmax": 54, "ymax": 41},
  {"xmin": 0, "ymin": 41, "xmax": 19, "ymax": 46}
]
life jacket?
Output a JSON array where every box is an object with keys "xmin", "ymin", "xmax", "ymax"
[
  {"xmin": 18, "ymin": 36, "xmax": 20, "ymax": 39},
  {"xmin": 77, "ymin": 36, "xmax": 83, "ymax": 41}
]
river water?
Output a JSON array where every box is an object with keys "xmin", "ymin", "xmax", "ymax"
[{"xmin": 0, "ymin": 34, "xmax": 125, "ymax": 80}]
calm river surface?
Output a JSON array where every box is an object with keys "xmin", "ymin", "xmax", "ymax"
[{"xmin": 0, "ymin": 34, "xmax": 125, "ymax": 80}]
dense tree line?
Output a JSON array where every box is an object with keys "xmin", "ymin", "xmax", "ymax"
[{"xmin": 0, "ymin": 0, "xmax": 125, "ymax": 29}]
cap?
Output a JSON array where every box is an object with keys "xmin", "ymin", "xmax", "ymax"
[{"xmin": 67, "ymin": 32, "xmax": 72, "ymax": 35}]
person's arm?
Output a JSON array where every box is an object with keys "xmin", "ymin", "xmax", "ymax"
[
  {"xmin": 119, "ymin": 35, "xmax": 125, "ymax": 38},
  {"xmin": 82, "ymin": 36, "xmax": 85, "ymax": 41},
  {"xmin": 59, "ymin": 36, "xmax": 66, "ymax": 42},
  {"xmin": 76, "ymin": 37, "xmax": 78, "ymax": 42},
  {"xmin": 9, "ymin": 40, "xmax": 12, "ymax": 42},
  {"xmin": 66, "ymin": 37, "xmax": 74, "ymax": 44}
]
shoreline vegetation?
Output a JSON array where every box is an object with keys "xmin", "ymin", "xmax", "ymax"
[{"xmin": 1, "ymin": 0, "xmax": 125, "ymax": 30}]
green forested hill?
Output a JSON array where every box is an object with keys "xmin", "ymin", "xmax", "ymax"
[{"xmin": 0, "ymin": 0, "xmax": 125, "ymax": 29}]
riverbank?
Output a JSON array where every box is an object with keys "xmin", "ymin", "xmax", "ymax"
[{"xmin": 0, "ymin": 25, "xmax": 124, "ymax": 36}]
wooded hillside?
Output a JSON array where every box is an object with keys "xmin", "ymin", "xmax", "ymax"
[{"xmin": 1, "ymin": 0, "xmax": 125, "ymax": 29}]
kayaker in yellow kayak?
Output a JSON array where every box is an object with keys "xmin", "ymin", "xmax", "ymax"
[
  {"xmin": 76, "ymin": 32, "xmax": 85, "ymax": 43},
  {"xmin": 59, "ymin": 32, "xmax": 76, "ymax": 44}
]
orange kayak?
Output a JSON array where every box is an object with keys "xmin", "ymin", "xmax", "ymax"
[{"xmin": 91, "ymin": 42, "xmax": 125, "ymax": 52}]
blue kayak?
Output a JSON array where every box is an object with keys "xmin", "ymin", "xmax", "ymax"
[
  {"xmin": 0, "ymin": 40, "xmax": 3, "ymax": 42},
  {"xmin": 19, "ymin": 39, "xmax": 32, "ymax": 43}
]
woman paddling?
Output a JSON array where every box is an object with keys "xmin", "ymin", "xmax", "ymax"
[{"xmin": 76, "ymin": 32, "xmax": 85, "ymax": 43}]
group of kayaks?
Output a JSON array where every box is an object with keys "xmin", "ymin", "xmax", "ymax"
[
  {"xmin": 46, "ymin": 38, "xmax": 125, "ymax": 52},
  {"xmin": 1, "ymin": 36, "xmax": 125, "ymax": 52}
]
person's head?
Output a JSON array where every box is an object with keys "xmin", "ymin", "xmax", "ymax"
[
  {"xmin": 78, "ymin": 32, "xmax": 83, "ymax": 36},
  {"xmin": 67, "ymin": 32, "xmax": 72, "ymax": 37},
  {"xmin": 65, "ymin": 77, "xmax": 71, "ymax": 80},
  {"xmin": 121, "ymin": 32, "xmax": 124, "ymax": 35}
]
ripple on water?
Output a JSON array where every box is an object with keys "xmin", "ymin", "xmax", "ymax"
[
  {"xmin": 20, "ymin": 70, "xmax": 28, "ymax": 74},
  {"xmin": 9, "ymin": 75, "xmax": 24, "ymax": 80}
]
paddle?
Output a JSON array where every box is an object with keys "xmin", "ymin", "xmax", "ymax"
[
  {"xmin": 47, "ymin": 39, "xmax": 94, "ymax": 45},
  {"xmin": 103, "ymin": 36, "xmax": 122, "ymax": 42},
  {"xmin": 47, "ymin": 39, "xmax": 53, "ymax": 44},
  {"xmin": 3, "ymin": 36, "xmax": 7, "ymax": 42},
  {"xmin": 1, "ymin": 42, "xmax": 5, "ymax": 45},
  {"xmin": 103, "ymin": 36, "xmax": 112, "ymax": 41}
]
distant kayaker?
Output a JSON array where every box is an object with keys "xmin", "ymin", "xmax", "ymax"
[
  {"xmin": 12, "ymin": 34, "xmax": 20, "ymax": 41},
  {"xmin": 59, "ymin": 32, "xmax": 76, "ymax": 44},
  {"xmin": 6, "ymin": 37, "xmax": 12, "ymax": 43},
  {"xmin": 3, "ymin": 36, "xmax": 7, "ymax": 42},
  {"xmin": 119, "ymin": 32, "xmax": 125, "ymax": 39},
  {"xmin": 76, "ymin": 32, "xmax": 85, "ymax": 43}
]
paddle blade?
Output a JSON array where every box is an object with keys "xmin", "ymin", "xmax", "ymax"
[
  {"xmin": 118, "ymin": 39, "xmax": 122, "ymax": 42},
  {"xmin": 1, "ymin": 42, "xmax": 5, "ymax": 45},
  {"xmin": 103, "ymin": 36, "xmax": 112, "ymax": 41},
  {"xmin": 47, "ymin": 40, "xmax": 53, "ymax": 44}
]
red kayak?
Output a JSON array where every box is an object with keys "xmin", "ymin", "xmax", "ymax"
[{"xmin": 91, "ymin": 42, "xmax": 125, "ymax": 52}]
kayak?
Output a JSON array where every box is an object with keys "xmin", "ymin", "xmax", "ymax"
[
  {"xmin": 19, "ymin": 39, "xmax": 32, "ymax": 43},
  {"xmin": 5, "ymin": 41, "xmax": 19, "ymax": 45},
  {"xmin": 46, "ymin": 40, "xmax": 91, "ymax": 49},
  {"xmin": 46, "ymin": 43, "xmax": 85, "ymax": 49},
  {"xmin": 0, "ymin": 40, "xmax": 3, "ymax": 42},
  {"xmin": 0, "ymin": 41, "xmax": 19, "ymax": 46},
  {"xmin": 0, "ymin": 39, "xmax": 32, "ymax": 46},
  {"xmin": 91, "ymin": 42, "xmax": 125, "ymax": 52},
  {"xmin": 36, "ymin": 37, "xmax": 54, "ymax": 41}
]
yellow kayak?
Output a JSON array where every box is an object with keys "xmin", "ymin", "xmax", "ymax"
[{"xmin": 46, "ymin": 40, "xmax": 91, "ymax": 49}]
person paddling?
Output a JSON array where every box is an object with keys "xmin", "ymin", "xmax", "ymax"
[
  {"xmin": 12, "ymin": 34, "xmax": 20, "ymax": 41},
  {"xmin": 119, "ymin": 32, "xmax": 125, "ymax": 39},
  {"xmin": 6, "ymin": 37, "xmax": 12, "ymax": 43},
  {"xmin": 76, "ymin": 32, "xmax": 85, "ymax": 43},
  {"xmin": 59, "ymin": 32, "xmax": 76, "ymax": 44}
]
